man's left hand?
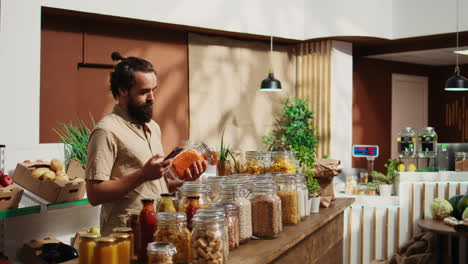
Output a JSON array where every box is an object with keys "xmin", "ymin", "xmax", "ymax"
[{"xmin": 184, "ymin": 160, "xmax": 207, "ymax": 181}]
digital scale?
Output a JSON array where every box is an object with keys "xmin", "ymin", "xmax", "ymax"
[{"xmin": 352, "ymin": 145, "xmax": 379, "ymax": 173}]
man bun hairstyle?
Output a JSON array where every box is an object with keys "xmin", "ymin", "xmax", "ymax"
[{"xmin": 109, "ymin": 52, "xmax": 155, "ymax": 99}]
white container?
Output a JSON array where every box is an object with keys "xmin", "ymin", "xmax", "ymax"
[
  {"xmin": 379, "ymin": 184, "xmax": 393, "ymax": 196},
  {"xmin": 310, "ymin": 196, "xmax": 321, "ymax": 214}
]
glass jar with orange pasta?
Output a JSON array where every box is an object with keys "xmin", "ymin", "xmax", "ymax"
[{"xmin": 167, "ymin": 142, "xmax": 213, "ymax": 182}]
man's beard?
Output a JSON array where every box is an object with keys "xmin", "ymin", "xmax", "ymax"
[{"xmin": 127, "ymin": 98, "xmax": 153, "ymax": 124}]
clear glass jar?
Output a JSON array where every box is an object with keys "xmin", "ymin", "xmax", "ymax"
[
  {"xmin": 147, "ymin": 242, "xmax": 177, "ymax": 264},
  {"xmin": 79, "ymin": 233, "xmax": 99, "ymax": 264},
  {"xmin": 94, "ymin": 237, "xmax": 118, "ymax": 264},
  {"xmin": 158, "ymin": 193, "xmax": 177, "ymax": 213},
  {"xmin": 191, "ymin": 215, "xmax": 227, "ymax": 264},
  {"xmin": 111, "ymin": 233, "xmax": 131, "ymax": 264},
  {"xmin": 178, "ymin": 183, "xmax": 212, "ymax": 210},
  {"xmin": 228, "ymin": 149, "xmax": 243, "ymax": 173},
  {"xmin": 417, "ymin": 127, "xmax": 438, "ymax": 158},
  {"xmin": 354, "ymin": 184, "xmax": 366, "ymax": 195},
  {"xmin": 203, "ymin": 203, "xmax": 239, "ymax": 250},
  {"xmin": 241, "ymin": 151, "xmax": 266, "ymax": 175},
  {"xmin": 194, "ymin": 208, "xmax": 229, "ymax": 257},
  {"xmin": 397, "ymin": 127, "xmax": 416, "ymax": 158},
  {"xmin": 154, "ymin": 213, "xmax": 190, "ymax": 264},
  {"xmin": 112, "ymin": 227, "xmax": 134, "ymax": 260},
  {"xmin": 202, "ymin": 176, "xmax": 228, "ymax": 201},
  {"xmin": 365, "ymin": 185, "xmax": 377, "ymax": 196},
  {"xmin": 168, "ymin": 142, "xmax": 213, "ymax": 182},
  {"xmin": 294, "ymin": 174, "xmax": 308, "ymax": 218},
  {"xmin": 273, "ymin": 174, "xmax": 299, "ymax": 225},
  {"xmin": 175, "ymin": 212, "xmax": 192, "ymax": 257},
  {"xmin": 345, "ymin": 176, "xmax": 357, "ymax": 195},
  {"xmin": 269, "ymin": 152, "xmax": 296, "ymax": 173},
  {"xmin": 250, "ymin": 182, "xmax": 282, "ymax": 239},
  {"xmin": 455, "ymin": 152, "xmax": 468, "ymax": 171}
]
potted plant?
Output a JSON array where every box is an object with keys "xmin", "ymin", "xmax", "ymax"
[
  {"xmin": 216, "ymin": 129, "xmax": 239, "ymax": 176},
  {"xmin": 307, "ymin": 171, "xmax": 321, "ymax": 214},
  {"xmin": 371, "ymin": 159, "xmax": 402, "ymax": 197}
]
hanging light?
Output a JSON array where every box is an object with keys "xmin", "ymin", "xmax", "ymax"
[
  {"xmin": 260, "ymin": 36, "xmax": 282, "ymax": 91},
  {"xmin": 445, "ymin": 0, "xmax": 468, "ymax": 91}
]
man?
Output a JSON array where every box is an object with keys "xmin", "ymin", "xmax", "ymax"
[{"xmin": 85, "ymin": 52, "xmax": 206, "ymax": 235}]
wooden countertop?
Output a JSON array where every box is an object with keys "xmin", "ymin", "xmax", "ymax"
[
  {"xmin": 418, "ymin": 219, "xmax": 468, "ymax": 238},
  {"xmin": 228, "ymin": 198, "xmax": 355, "ymax": 264}
]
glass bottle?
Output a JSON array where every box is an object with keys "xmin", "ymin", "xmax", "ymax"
[
  {"xmin": 294, "ymin": 174, "xmax": 308, "ymax": 218},
  {"xmin": 178, "ymin": 183, "xmax": 212, "ymax": 210},
  {"xmin": 111, "ymin": 233, "xmax": 131, "ymax": 264},
  {"xmin": 397, "ymin": 127, "xmax": 416, "ymax": 158},
  {"xmin": 147, "ymin": 242, "xmax": 177, "ymax": 264},
  {"xmin": 112, "ymin": 227, "xmax": 134, "ymax": 261},
  {"xmin": 241, "ymin": 151, "xmax": 265, "ymax": 174},
  {"xmin": 191, "ymin": 215, "xmax": 227, "ymax": 264},
  {"xmin": 126, "ymin": 210, "xmax": 139, "ymax": 259},
  {"xmin": 158, "ymin": 193, "xmax": 177, "ymax": 213},
  {"xmin": 183, "ymin": 195, "xmax": 201, "ymax": 230},
  {"xmin": 79, "ymin": 233, "xmax": 99, "ymax": 264},
  {"xmin": 139, "ymin": 199, "xmax": 157, "ymax": 262},
  {"xmin": 250, "ymin": 182, "xmax": 282, "ymax": 239},
  {"xmin": 269, "ymin": 151, "xmax": 296, "ymax": 173},
  {"xmin": 154, "ymin": 212, "xmax": 190, "ymax": 264},
  {"xmin": 273, "ymin": 174, "xmax": 299, "ymax": 225},
  {"xmin": 168, "ymin": 142, "xmax": 213, "ymax": 182},
  {"xmin": 437, "ymin": 144, "xmax": 449, "ymax": 171},
  {"xmin": 93, "ymin": 237, "xmax": 118, "ymax": 264}
]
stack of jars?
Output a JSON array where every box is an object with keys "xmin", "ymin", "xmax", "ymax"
[{"xmin": 79, "ymin": 229, "xmax": 133, "ymax": 264}]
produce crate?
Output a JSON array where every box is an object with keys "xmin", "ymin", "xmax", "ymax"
[{"xmin": 0, "ymin": 184, "xmax": 23, "ymax": 210}]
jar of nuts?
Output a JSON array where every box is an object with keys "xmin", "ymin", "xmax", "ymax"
[
  {"xmin": 191, "ymin": 214, "xmax": 227, "ymax": 264},
  {"xmin": 147, "ymin": 242, "xmax": 177, "ymax": 264},
  {"xmin": 154, "ymin": 213, "xmax": 190, "ymax": 264}
]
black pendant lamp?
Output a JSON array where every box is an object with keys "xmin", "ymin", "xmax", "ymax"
[
  {"xmin": 260, "ymin": 36, "xmax": 282, "ymax": 91},
  {"xmin": 445, "ymin": 0, "xmax": 468, "ymax": 91}
]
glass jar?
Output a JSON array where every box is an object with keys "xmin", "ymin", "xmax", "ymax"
[
  {"xmin": 126, "ymin": 210, "xmax": 139, "ymax": 258},
  {"xmin": 154, "ymin": 213, "xmax": 190, "ymax": 264},
  {"xmin": 397, "ymin": 127, "xmax": 416, "ymax": 158},
  {"xmin": 417, "ymin": 127, "xmax": 438, "ymax": 158},
  {"xmin": 354, "ymin": 185, "xmax": 366, "ymax": 195},
  {"xmin": 202, "ymin": 176, "xmax": 227, "ymax": 200},
  {"xmin": 79, "ymin": 233, "xmax": 99, "ymax": 264},
  {"xmin": 191, "ymin": 215, "xmax": 227, "ymax": 264},
  {"xmin": 228, "ymin": 149, "xmax": 243, "ymax": 173},
  {"xmin": 112, "ymin": 227, "xmax": 134, "ymax": 260},
  {"xmin": 168, "ymin": 142, "xmax": 213, "ymax": 182},
  {"xmin": 175, "ymin": 213, "xmax": 192, "ymax": 260},
  {"xmin": 159, "ymin": 193, "xmax": 177, "ymax": 213},
  {"xmin": 241, "ymin": 151, "xmax": 266, "ymax": 175},
  {"xmin": 147, "ymin": 242, "xmax": 177, "ymax": 264},
  {"xmin": 111, "ymin": 233, "xmax": 131, "ymax": 264},
  {"xmin": 182, "ymin": 195, "xmax": 201, "ymax": 230},
  {"xmin": 345, "ymin": 176, "xmax": 357, "ymax": 195},
  {"xmin": 139, "ymin": 199, "xmax": 157, "ymax": 262},
  {"xmin": 274, "ymin": 174, "xmax": 299, "ymax": 225},
  {"xmin": 194, "ymin": 208, "xmax": 229, "ymax": 257},
  {"xmin": 294, "ymin": 174, "xmax": 308, "ymax": 218},
  {"xmin": 268, "ymin": 152, "xmax": 296, "ymax": 173},
  {"xmin": 455, "ymin": 152, "xmax": 468, "ymax": 171},
  {"xmin": 93, "ymin": 237, "xmax": 118, "ymax": 264},
  {"xmin": 178, "ymin": 183, "xmax": 212, "ymax": 210},
  {"xmin": 365, "ymin": 185, "xmax": 378, "ymax": 196},
  {"xmin": 216, "ymin": 203, "xmax": 239, "ymax": 250},
  {"xmin": 250, "ymin": 182, "xmax": 282, "ymax": 239}
]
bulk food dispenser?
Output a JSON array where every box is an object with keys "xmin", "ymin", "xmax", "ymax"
[
  {"xmin": 417, "ymin": 127, "xmax": 438, "ymax": 171},
  {"xmin": 396, "ymin": 127, "xmax": 417, "ymax": 171}
]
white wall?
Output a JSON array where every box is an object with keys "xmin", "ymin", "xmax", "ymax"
[{"xmin": 330, "ymin": 41, "xmax": 353, "ymax": 168}]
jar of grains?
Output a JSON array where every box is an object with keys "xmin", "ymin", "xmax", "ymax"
[
  {"xmin": 147, "ymin": 242, "xmax": 177, "ymax": 264},
  {"xmin": 273, "ymin": 174, "xmax": 300, "ymax": 225},
  {"xmin": 201, "ymin": 204, "xmax": 239, "ymax": 250},
  {"xmin": 294, "ymin": 174, "xmax": 309, "ymax": 218},
  {"xmin": 268, "ymin": 152, "xmax": 296, "ymax": 173},
  {"xmin": 191, "ymin": 215, "xmax": 227, "ymax": 264},
  {"xmin": 250, "ymin": 182, "xmax": 282, "ymax": 239}
]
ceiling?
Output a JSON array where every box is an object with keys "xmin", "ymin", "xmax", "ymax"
[{"xmin": 365, "ymin": 45, "xmax": 468, "ymax": 66}]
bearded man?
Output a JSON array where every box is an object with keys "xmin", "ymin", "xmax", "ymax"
[{"xmin": 85, "ymin": 52, "xmax": 206, "ymax": 235}]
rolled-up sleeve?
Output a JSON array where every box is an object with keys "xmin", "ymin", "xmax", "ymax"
[{"xmin": 85, "ymin": 128, "xmax": 117, "ymax": 181}]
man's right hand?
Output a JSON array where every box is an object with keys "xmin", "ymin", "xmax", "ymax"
[{"xmin": 141, "ymin": 153, "xmax": 173, "ymax": 182}]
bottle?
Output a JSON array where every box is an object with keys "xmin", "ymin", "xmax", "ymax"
[
  {"xmin": 437, "ymin": 144, "xmax": 449, "ymax": 171},
  {"xmin": 184, "ymin": 196, "xmax": 201, "ymax": 230},
  {"xmin": 158, "ymin": 193, "xmax": 177, "ymax": 213},
  {"xmin": 139, "ymin": 199, "xmax": 157, "ymax": 262}
]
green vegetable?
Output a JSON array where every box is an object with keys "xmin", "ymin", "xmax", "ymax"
[
  {"xmin": 371, "ymin": 159, "xmax": 402, "ymax": 184},
  {"xmin": 449, "ymin": 194, "xmax": 465, "ymax": 218},
  {"xmin": 463, "ymin": 207, "xmax": 468, "ymax": 220},
  {"xmin": 457, "ymin": 195, "xmax": 468, "ymax": 219},
  {"xmin": 430, "ymin": 198, "xmax": 453, "ymax": 220}
]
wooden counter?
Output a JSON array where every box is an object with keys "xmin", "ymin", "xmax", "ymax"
[{"xmin": 229, "ymin": 198, "xmax": 355, "ymax": 264}]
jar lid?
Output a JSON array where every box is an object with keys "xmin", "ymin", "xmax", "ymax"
[
  {"xmin": 141, "ymin": 198, "xmax": 154, "ymax": 203},
  {"xmin": 112, "ymin": 227, "xmax": 132, "ymax": 233},
  {"xmin": 80, "ymin": 233, "xmax": 100, "ymax": 239},
  {"xmin": 147, "ymin": 242, "xmax": 177, "ymax": 256},
  {"xmin": 192, "ymin": 214, "xmax": 225, "ymax": 225},
  {"xmin": 96, "ymin": 237, "xmax": 116, "ymax": 243},
  {"xmin": 111, "ymin": 233, "xmax": 130, "ymax": 239},
  {"xmin": 186, "ymin": 195, "xmax": 200, "ymax": 199},
  {"xmin": 160, "ymin": 193, "xmax": 173, "ymax": 197}
]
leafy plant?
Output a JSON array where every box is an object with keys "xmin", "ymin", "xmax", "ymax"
[
  {"xmin": 53, "ymin": 117, "xmax": 95, "ymax": 169},
  {"xmin": 263, "ymin": 97, "xmax": 318, "ymax": 194},
  {"xmin": 218, "ymin": 129, "xmax": 239, "ymax": 173},
  {"xmin": 371, "ymin": 159, "xmax": 402, "ymax": 184},
  {"xmin": 306, "ymin": 170, "xmax": 320, "ymax": 196}
]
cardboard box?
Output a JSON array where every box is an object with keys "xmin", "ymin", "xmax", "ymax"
[
  {"xmin": 18, "ymin": 238, "xmax": 77, "ymax": 264},
  {"xmin": 13, "ymin": 160, "xmax": 85, "ymax": 203},
  {"xmin": 0, "ymin": 183, "xmax": 23, "ymax": 210}
]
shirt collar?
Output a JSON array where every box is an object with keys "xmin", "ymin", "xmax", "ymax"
[{"xmin": 112, "ymin": 104, "xmax": 152, "ymax": 139}]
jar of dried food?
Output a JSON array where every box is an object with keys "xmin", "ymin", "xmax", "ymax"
[
  {"xmin": 154, "ymin": 212, "xmax": 190, "ymax": 264},
  {"xmin": 191, "ymin": 215, "xmax": 227, "ymax": 264},
  {"xmin": 112, "ymin": 227, "xmax": 134, "ymax": 260},
  {"xmin": 147, "ymin": 242, "xmax": 177, "ymax": 264},
  {"xmin": 345, "ymin": 176, "xmax": 357, "ymax": 195},
  {"xmin": 202, "ymin": 176, "xmax": 227, "ymax": 201},
  {"xmin": 250, "ymin": 182, "xmax": 282, "ymax": 239},
  {"xmin": 219, "ymin": 203, "xmax": 239, "ymax": 250},
  {"xmin": 168, "ymin": 142, "xmax": 213, "ymax": 182},
  {"xmin": 79, "ymin": 233, "xmax": 99, "ymax": 264},
  {"xmin": 354, "ymin": 185, "xmax": 366, "ymax": 195},
  {"xmin": 158, "ymin": 193, "xmax": 177, "ymax": 213},
  {"xmin": 111, "ymin": 233, "xmax": 131, "ymax": 264},
  {"xmin": 194, "ymin": 208, "xmax": 229, "ymax": 257},
  {"xmin": 178, "ymin": 183, "xmax": 212, "ymax": 210},
  {"xmin": 93, "ymin": 237, "xmax": 118, "ymax": 264},
  {"xmin": 268, "ymin": 152, "xmax": 296, "ymax": 173},
  {"xmin": 274, "ymin": 174, "xmax": 299, "ymax": 225},
  {"xmin": 241, "ymin": 151, "xmax": 266, "ymax": 175},
  {"xmin": 455, "ymin": 152, "xmax": 468, "ymax": 171},
  {"xmin": 294, "ymin": 174, "xmax": 308, "ymax": 218}
]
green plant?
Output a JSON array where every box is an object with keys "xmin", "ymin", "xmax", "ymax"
[
  {"xmin": 263, "ymin": 97, "xmax": 318, "ymax": 193},
  {"xmin": 53, "ymin": 117, "xmax": 94, "ymax": 169},
  {"xmin": 218, "ymin": 129, "xmax": 239, "ymax": 173},
  {"xmin": 371, "ymin": 159, "xmax": 402, "ymax": 184},
  {"xmin": 306, "ymin": 170, "xmax": 320, "ymax": 196}
]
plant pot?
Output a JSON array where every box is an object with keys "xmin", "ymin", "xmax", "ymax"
[
  {"xmin": 310, "ymin": 196, "xmax": 321, "ymax": 214},
  {"xmin": 216, "ymin": 161, "xmax": 232, "ymax": 176},
  {"xmin": 379, "ymin": 184, "xmax": 393, "ymax": 196}
]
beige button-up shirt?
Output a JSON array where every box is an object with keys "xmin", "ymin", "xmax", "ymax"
[{"xmin": 85, "ymin": 104, "xmax": 168, "ymax": 235}]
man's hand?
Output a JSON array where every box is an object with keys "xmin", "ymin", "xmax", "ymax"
[
  {"xmin": 141, "ymin": 153, "xmax": 173, "ymax": 182},
  {"xmin": 184, "ymin": 160, "xmax": 207, "ymax": 181}
]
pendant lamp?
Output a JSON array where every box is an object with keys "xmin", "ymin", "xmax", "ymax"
[
  {"xmin": 260, "ymin": 36, "xmax": 282, "ymax": 91},
  {"xmin": 445, "ymin": 0, "xmax": 468, "ymax": 91}
]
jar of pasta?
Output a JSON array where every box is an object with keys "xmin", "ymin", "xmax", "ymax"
[
  {"xmin": 168, "ymin": 142, "xmax": 213, "ymax": 182},
  {"xmin": 79, "ymin": 233, "xmax": 99, "ymax": 264},
  {"xmin": 147, "ymin": 242, "xmax": 177, "ymax": 264},
  {"xmin": 191, "ymin": 215, "xmax": 227, "ymax": 264},
  {"xmin": 273, "ymin": 174, "xmax": 299, "ymax": 225},
  {"xmin": 154, "ymin": 212, "xmax": 190, "ymax": 263},
  {"xmin": 194, "ymin": 208, "xmax": 229, "ymax": 257},
  {"xmin": 93, "ymin": 237, "xmax": 118, "ymax": 264},
  {"xmin": 269, "ymin": 152, "xmax": 296, "ymax": 173},
  {"xmin": 241, "ymin": 151, "xmax": 265, "ymax": 175},
  {"xmin": 111, "ymin": 233, "xmax": 131, "ymax": 264}
]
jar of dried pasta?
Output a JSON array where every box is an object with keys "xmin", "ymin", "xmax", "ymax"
[
  {"xmin": 147, "ymin": 242, "xmax": 177, "ymax": 264},
  {"xmin": 268, "ymin": 151, "xmax": 296, "ymax": 173},
  {"xmin": 154, "ymin": 212, "xmax": 190, "ymax": 264},
  {"xmin": 241, "ymin": 151, "xmax": 265, "ymax": 175},
  {"xmin": 168, "ymin": 142, "xmax": 213, "ymax": 182},
  {"xmin": 273, "ymin": 174, "xmax": 300, "ymax": 225},
  {"xmin": 191, "ymin": 215, "xmax": 227, "ymax": 264}
]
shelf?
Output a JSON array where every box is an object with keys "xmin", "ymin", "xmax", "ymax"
[
  {"xmin": 47, "ymin": 198, "xmax": 90, "ymax": 210},
  {"xmin": 0, "ymin": 205, "xmax": 40, "ymax": 219}
]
